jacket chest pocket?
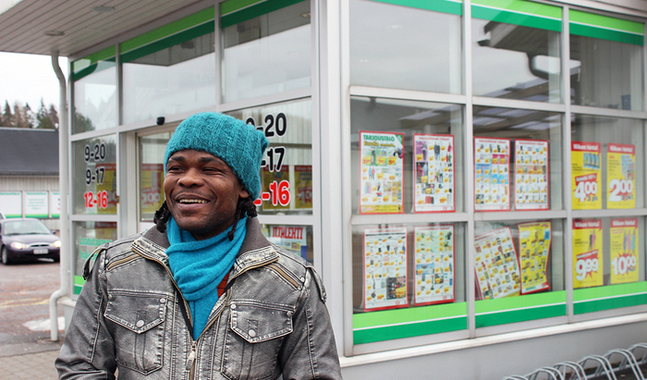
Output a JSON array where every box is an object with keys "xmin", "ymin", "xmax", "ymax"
[
  {"xmin": 222, "ymin": 300, "xmax": 294, "ymax": 380},
  {"xmin": 104, "ymin": 292, "xmax": 169, "ymax": 375}
]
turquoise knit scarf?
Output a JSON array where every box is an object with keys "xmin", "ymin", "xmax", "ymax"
[{"xmin": 166, "ymin": 216, "xmax": 247, "ymax": 338}]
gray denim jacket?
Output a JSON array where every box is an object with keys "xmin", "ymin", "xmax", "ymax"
[{"xmin": 56, "ymin": 218, "xmax": 343, "ymax": 380}]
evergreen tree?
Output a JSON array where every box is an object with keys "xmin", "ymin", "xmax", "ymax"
[
  {"xmin": 48, "ymin": 104, "xmax": 59, "ymax": 129},
  {"xmin": 2, "ymin": 101, "xmax": 12, "ymax": 127},
  {"xmin": 36, "ymin": 98, "xmax": 55, "ymax": 129}
]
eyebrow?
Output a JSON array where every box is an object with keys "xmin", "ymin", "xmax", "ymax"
[{"xmin": 167, "ymin": 154, "xmax": 226, "ymax": 165}]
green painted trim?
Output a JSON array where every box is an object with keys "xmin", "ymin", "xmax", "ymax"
[
  {"xmin": 221, "ymin": 0, "xmax": 265, "ymax": 16},
  {"xmin": 570, "ymin": 23, "xmax": 643, "ymax": 46},
  {"xmin": 476, "ymin": 303, "xmax": 565, "ymax": 327},
  {"xmin": 71, "ymin": 60, "xmax": 116, "ymax": 82},
  {"xmin": 574, "ymin": 282, "xmax": 647, "ymax": 301},
  {"xmin": 220, "ymin": 0, "xmax": 306, "ymax": 29},
  {"xmin": 353, "ymin": 302, "xmax": 466, "ymax": 328},
  {"xmin": 74, "ymin": 275, "xmax": 85, "ymax": 295},
  {"xmin": 354, "ymin": 316, "xmax": 467, "ymax": 344},
  {"xmin": 121, "ymin": 7, "xmax": 214, "ymax": 53},
  {"xmin": 120, "ymin": 21, "xmax": 215, "ymax": 64},
  {"xmin": 574, "ymin": 293, "xmax": 647, "ymax": 314},
  {"xmin": 472, "ymin": 0, "xmax": 561, "ymax": 19},
  {"xmin": 570, "ymin": 9, "xmax": 643, "ymax": 35},
  {"xmin": 371, "ymin": 0, "xmax": 462, "ymax": 16},
  {"xmin": 72, "ymin": 46, "xmax": 116, "ymax": 73},
  {"xmin": 472, "ymin": 5, "xmax": 561, "ymax": 32},
  {"xmin": 476, "ymin": 291, "xmax": 566, "ymax": 313},
  {"xmin": 5, "ymin": 215, "xmax": 22, "ymax": 218},
  {"xmin": 25, "ymin": 214, "xmax": 48, "ymax": 218}
]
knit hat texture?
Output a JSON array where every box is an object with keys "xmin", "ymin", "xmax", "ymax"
[{"xmin": 164, "ymin": 112, "xmax": 269, "ymax": 200}]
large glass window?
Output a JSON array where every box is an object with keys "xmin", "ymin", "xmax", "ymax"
[
  {"xmin": 71, "ymin": 136, "xmax": 117, "ymax": 215},
  {"xmin": 221, "ymin": 0, "xmax": 311, "ymax": 103},
  {"xmin": 570, "ymin": 10, "xmax": 644, "ymax": 111},
  {"xmin": 226, "ymin": 99, "xmax": 313, "ymax": 215},
  {"xmin": 350, "ymin": 0, "xmax": 462, "ymax": 94},
  {"xmin": 139, "ymin": 132, "xmax": 171, "ymax": 223},
  {"xmin": 351, "ymin": 97, "xmax": 464, "ymax": 214},
  {"xmin": 72, "ymin": 221, "xmax": 117, "ymax": 293},
  {"xmin": 122, "ymin": 9, "xmax": 216, "ymax": 124},
  {"xmin": 472, "ymin": 0, "xmax": 562, "ymax": 102},
  {"xmin": 72, "ymin": 48, "xmax": 117, "ymax": 133}
]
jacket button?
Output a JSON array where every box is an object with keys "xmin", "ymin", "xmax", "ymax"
[
  {"xmin": 160, "ymin": 298, "xmax": 166, "ymax": 304},
  {"xmin": 248, "ymin": 329, "xmax": 256, "ymax": 338},
  {"xmin": 286, "ymin": 311, "xmax": 293, "ymax": 317},
  {"xmin": 230, "ymin": 303, "xmax": 236, "ymax": 310},
  {"xmin": 136, "ymin": 320, "xmax": 145, "ymax": 328}
]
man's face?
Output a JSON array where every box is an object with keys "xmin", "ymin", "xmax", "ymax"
[{"xmin": 164, "ymin": 150, "xmax": 249, "ymax": 240}]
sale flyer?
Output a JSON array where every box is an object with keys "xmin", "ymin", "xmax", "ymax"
[
  {"xmin": 413, "ymin": 225, "xmax": 455, "ymax": 305},
  {"xmin": 474, "ymin": 227, "xmax": 520, "ymax": 300},
  {"xmin": 413, "ymin": 134, "xmax": 455, "ymax": 213},
  {"xmin": 474, "ymin": 137, "xmax": 511, "ymax": 211},
  {"xmin": 517, "ymin": 221, "xmax": 552, "ymax": 294},
  {"xmin": 294, "ymin": 165, "xmax": 313, "ymax": 209},
  {"xmin": 269, "ymin": 225, "xmax": 308, "ymax": 260},
  {"xmin": 140, "ymin": 163, "xmax": 164, "ymax": 215},
  {"xmin": 514, "ymin": 139, "xmax": 549, "ymax": 211},
  {"xmin": 360, "ymin": 131, "xmax": 405, "ymax": 214},
  {"xmin": 607, "ymin": 143, "xmax": 635, "ymax": 209},
  {"xmin": 571, "ymin": 141, "xmax": 602, "ymax": 210},
  {"xmin": 610, "ymin": 218, "xmax": 639, "ymax": 284},
  {"xmin": 572, "ymin": 219, "xmax": 603, "ymax": 288},
  {"xmin": 363, "ymin": 227, "xmax": 409, "ymax": 311}
]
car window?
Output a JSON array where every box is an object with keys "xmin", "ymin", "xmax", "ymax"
[{"xmin": 4, "ymin": 220, "xmax": 51, "ymax": 235}]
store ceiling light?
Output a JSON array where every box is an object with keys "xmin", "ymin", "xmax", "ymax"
[
  {"xmin": 44, "ymin": 30, "xmax": 64, "ymax": 37},
  {"xmin": 93, "ymin": 6, "xmax": 115, "ymax": 13}
]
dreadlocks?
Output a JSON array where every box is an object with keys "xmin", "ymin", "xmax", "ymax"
[{"xmin": 153, "ymin": 197, "xmax": 258, "ymax": 241}]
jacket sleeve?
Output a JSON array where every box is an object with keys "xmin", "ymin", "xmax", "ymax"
[
  {"xmin": 279, "ymin": 266, "xmax": 343, "ymax": 380},
  {"xmin": 55, "ymin": 248, "xmax": 117, "ymax": 379}
]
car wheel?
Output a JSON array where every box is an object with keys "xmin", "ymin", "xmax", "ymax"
[
  {"xmin": 53, "ymin": 254, "xmax": 60, "ymax": 263},
  {"xmin": 1, "ymin": 246, "xmax": 11, "ymax": 265}
]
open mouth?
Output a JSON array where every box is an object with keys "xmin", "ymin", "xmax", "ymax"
[{"xmin": 178, "ymin": 199, "xmax": 208, "ymax": 204}]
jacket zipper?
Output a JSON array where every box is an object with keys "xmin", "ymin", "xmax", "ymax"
[
  {"xmin": 268, "ymin": 263, "xmax": 300, "ymax": 289},
  {"xmin": 105, "ymin": 252, "xmax": 139, "ymax": 271}
]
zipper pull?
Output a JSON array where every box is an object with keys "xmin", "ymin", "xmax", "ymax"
[{"xmin": 186, "ymin": 341, "xmax": 197, "ymax": 371}]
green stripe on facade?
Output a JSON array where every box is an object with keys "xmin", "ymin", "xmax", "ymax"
[
  {"xmin": 574, "ymin": 293, "xmax": 647, "ymax": 314},
  {"xmin": 574, "ymin": 282, "xmax": 647, "ymax": 301},
  {"xmin": 475, "ymin": 291, "xmax": 566, "ymax": 328},
  {"xmin": 71, "ymin": 61, "xmax": 116, "ymax": 82},
  {"xmin": 221, "ymin": 0, "xmax": 265, "ymax": 16},
  {"xmin": 574, "ymin": 283, "xmax": 647, "ymax": 315},
  {"xmin": 472, "ymin": 0, "xmax": 561, "ymax": 19},
  {"xmin": 72, "ymin": 46, "xmax": 116, "ymax": 73},
  {"xmin": 220, "ymin": 0, "xmax": 306, "ymax": 29},
  {"xmin": 476, "ymin": 303, "xmax": 565, "ymax": 327},
  {"xmin": 353, "ymin": 302, "xmax": 466, "ymax": 328},
  {"xmin": 471, "ymin": 5, "xmax": 561, "ymax": 32},
  {"xmin": 476, "ymin": 291, "xmax": 566, "ymax": 313},
  {"xmin": 120, "ymin": 7, "xmax": 214, "ymax": 53},
  {"xmin": 569, "ymin": 9, "xmax": 644, "ymax": 46},
  {"xmin": 570, "ymin": 23, "xmax": 643, "ymax": 45},
  {"xmin": 354, "ymin": 316, "xmax": 467, "ymax": 344},
  {"xmin": 74, "ymin": 275, "xmax": 85, "ymax": 295},
  {"xmin": 120, "ymin": 21, "xmax": 215, "ymax": 63},
  {"xmin": 371, "ymin": 0, "xmax": 462, "ymax": 16}
]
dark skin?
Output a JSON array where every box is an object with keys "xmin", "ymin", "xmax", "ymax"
[{"xmin": 163, "ymin": 150, "xmax": 249, "ymax": 240}]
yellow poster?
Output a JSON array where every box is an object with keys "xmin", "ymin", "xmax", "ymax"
[
  {"xmin": 140, "ymin": 163, "xmax": 164, "ymax": 215},
  {"xmin": 572, "ymin": 219, "xmax": 603, "ymax": 288},
  {"xmin": 294, "ymin": 165, "xmax": 313, "ymax": 209},
  {"xmin": 610, "ymin": 218, "xmax": 639, "ymax": 284},
  {"xmin": 517, "ymin": 221, "xmax": 551, "ymax": 294},
  {"xmin": 359, "ymin": 131, "xmax": 405, "ymax": 214},
  {"xmin": 607, "ymin": 143, "xmax": 635, "ymax": 209},
  {"xmin": 261, "ymin": 167, "xmax": 291, "ymax": 210},
  {"xmin": 96, "ymin": 163, "xmax": 117, "ymax": 215},
  {"xmin": 571, "ymin": 141, "xmax": 601, "ymax": 210}
]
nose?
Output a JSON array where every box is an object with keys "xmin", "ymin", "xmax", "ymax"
[{"xmin": 177, "ymin": 167, "xmax": 204, "ymax": 187}]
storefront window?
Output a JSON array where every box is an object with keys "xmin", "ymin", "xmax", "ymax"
[
  {"xmin": 139, "ymin": 132, "xmax": 171, "ymax": 223},
  {"xmin": 352, "ymin": 223, "xmax": 467, "ymax": 344},
  {"xmin": 72, "ymin": 47, "xmax": 117, "ymax": 133},
  {"xmin": 71, "ymin": 136, "xmax": 118, "ymax": 215},
  {"xmin": 350, "ymin": 0, "xmax": 462, "ymax": 94},
  {"xmin": 571, "ymin": 115, "xmax": 644, "ymax": 210},
  {"xmin": 261, "ymin": 224, "xmax": 313, "ymax": 263},
  {"xmin": 72, "ymin": 221, "xmax": 117, "ymax": 294},
  {"xmin": 570, "ymin": 10, "xmax": 644, "ymax": 111},
  {"xmin": 351, "ymin": 97, "xmax": 464, "ymax": 214},
  {"xmin": 122, "ymin": 8, "xmax": 216, "ymax": 124},
  {"xmin": 474, "ymin": 219, "xmax": 565, "ymax": 328},
  {"xmin": 572, "ymin": 217, "xmax": 646, "ymax": 314},
  {"xmin": 473, "ymin": 107, "xmax": 563, "ymax": 211},
  {"xmin": 226, "ymin": 99, "xmax": 313, "ymax": 215},
  {"xmin": 220, "ymin": 0, "xmax": 311, "ymax": 103},
  {"xmin": 472, "ymin": 0, "xmax": 562, "ymax": 103}
]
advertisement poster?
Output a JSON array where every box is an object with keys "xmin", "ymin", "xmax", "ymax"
[
  {"xmin": 413, "ymin": 225, "xmax": 455, "ymax": 305},
  {"xmin": 140, "ymin": 163, "xmax": 164, "ymax": 215},
  {"xmin": 50, "ymin": 192, "xmax": 61, "ymax": 218},
  {"xmin": 607, "ymin": 143, "xmax": 635, "ymax": 209},
  {"xmin": 269, "ymin": 225, "xmax": 308, "ymax": 260},
  {"xmin": 363, "ymin": 226, "xmax": 408, "ymax": 311},
  {"xmin": 514, "ymin": 139, "xmax": 549, "ymax": 211},
  {"xmin": 0, "ymin": 192, "xmax": 22, "ymax": 218},
  {"xmin": 294, "ymin": 165, "xmax": 313, "ymax": 209},
  {"xmin": 96, "ymin": 163, "xmax": 118, "ymax": 215},
  {"xmin": 517, "ymin": 221, "xmax": 552, "ymax": 294},
  {"xmin": 474, "ymin": 137, "xmax": 511, "ymax": 211},
  {"xmin": 261, "ymin": 167, "xmax": 291, "ymax": 210},
  {"xmin": 413, "ymin": 134, "xmax": 455, "ymax": 213},
  {"xmin": 571, "ymin": 141, "xmax": 602, "ymax": 210},
  {"xmin": 25, "ymin": 192, "xmax": 49, "ymax": 218},
  {"xmin": 610, "ymin": 218, "xmax": 638, "ymax": 284},
  {"xmin": 572, "ymin": 219, "xmax": 603, "ymax": 288},
  {"xmin": 474, "ymin": 227, "xmax": 520, "ymax": 300},
  {"xmin": 359, "ymin": 131, "xmax": 405, "ymax": 214}
]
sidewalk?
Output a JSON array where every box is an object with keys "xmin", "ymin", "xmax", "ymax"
[{"xmin": 0, "ymin": 339, "xmax": 62, "ymax": 380}]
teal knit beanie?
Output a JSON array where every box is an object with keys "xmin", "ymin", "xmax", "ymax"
[{"xmin": 164, "ymin": 112, "xmax": 269, "ymax": 200}]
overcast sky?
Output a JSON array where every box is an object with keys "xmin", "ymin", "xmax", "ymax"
[{"xmin": 0, "ymin": 51, "xmax": 68, "ymax": 112}]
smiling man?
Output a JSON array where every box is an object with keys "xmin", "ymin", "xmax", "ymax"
[{"xmin": 56, "ymin": 113, "xmax": 343, "ymax": 380}]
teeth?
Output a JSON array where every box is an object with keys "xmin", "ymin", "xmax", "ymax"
[{"xmin": 179, "ymin": 199, "xmax": 207, "ymax": 204}]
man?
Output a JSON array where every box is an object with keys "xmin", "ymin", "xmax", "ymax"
[{"xmin": 56, "ymin": 112, "xmax": 343, "ymax": 379}]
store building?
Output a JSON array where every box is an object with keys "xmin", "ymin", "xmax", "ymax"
[{"xmin": 2, "ymin": 0, "xmax": 647, "ymax": 378}]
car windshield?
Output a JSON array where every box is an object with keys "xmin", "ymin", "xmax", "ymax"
[{"xmin": 3, "ymin": 220, "xmax": 51, "ymax": 236}]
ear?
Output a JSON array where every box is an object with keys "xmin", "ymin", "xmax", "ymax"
[{"xmin": 239, "ymin": 188, "xmax": 250, "ymax": 199}]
